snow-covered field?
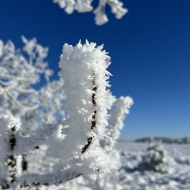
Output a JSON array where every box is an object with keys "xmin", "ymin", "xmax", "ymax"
[
  {"xmin": 115, "ymin": 141, "xmax": 190, "ymax": 190},
  {"xmin": 35, "ymin": 141, "xmax": 190, "ymax": 190}
]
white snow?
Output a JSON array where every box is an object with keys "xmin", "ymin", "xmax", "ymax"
[{"xmin": 35, "ymin": 141, "xmax": 190, "ymax": 190}]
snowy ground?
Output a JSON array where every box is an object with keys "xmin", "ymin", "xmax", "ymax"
[
  {"xmin": 27, "ymin": 141, "xmax": 190, "ymax": 190},
  {"xmin": 115, "ymin": 141, "xmax": 190, "ymax": 190}
]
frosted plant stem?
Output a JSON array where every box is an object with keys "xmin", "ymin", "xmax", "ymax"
[
  {"xmin": 19, "ymin": 171, "xmax": 82, "ymax": 188},
  {"xmin": 82, "ymin": 71, "xmax": 97, "ymax": 154},
  {"xmin": 2, "ymin": 127, "xmax": 17, "ymax": 189},
  {"xmin": 21, "ymin": 154, "xmax": 27, "ymax": 173},
  {"xmin": 8, "ymin": 127, "xmax": 17, "ymax": 184},
  {"xmin": 0, "ymin": 81, "xmax": 39, "ymax": 113}
]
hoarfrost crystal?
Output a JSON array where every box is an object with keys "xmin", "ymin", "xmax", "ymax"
[{"xmin": 53, "ymin": 0, "xmax": 128, "ymax": 25}]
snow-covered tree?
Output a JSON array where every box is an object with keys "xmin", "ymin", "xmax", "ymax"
[
  {"xmin": 53, "ymin": 0, "xmax": 128, "ymax": 25},
  {"xmin": 0, "ymin": 36, "xmax": 65, "ymax": 133},
  {"xmin": 0, "ymin": 39, "xmax": 133, "ymax": 189},
  {"xmin": 138, "ymin": 140, "xmax": 168, "ymax": 173}
]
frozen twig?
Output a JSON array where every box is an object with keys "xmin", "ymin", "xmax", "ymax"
[{"xmin": 53, "ymin": 0, "xmax": 128, "ymax": 25}]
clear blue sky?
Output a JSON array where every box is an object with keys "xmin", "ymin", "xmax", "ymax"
[{"xmin": 0, "ymin": 0, "xmax": 190, "ymax": 140}]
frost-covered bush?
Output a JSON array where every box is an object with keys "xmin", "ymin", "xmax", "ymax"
[
  {"xmin": 0, "ymin": 39, "xmax": 133, "ymax": 189},
  {"xmin": 0, "ymin": 36, "xmax": 65, "ymax": 133},
  {"xmin": 138, "ymin": 140, "xmax": 168, "ymax": 173},
  {"xmin": 53, "ymin": 0, "xmax": 128, "ymax": 25}
]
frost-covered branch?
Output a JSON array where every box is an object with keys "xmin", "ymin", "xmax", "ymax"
[
  {"xmin": 13, "ymin": 122, "xmax": 65, "ymax": 155},
  {"xmin": 0, "ymin": 114, "xmax": 22, "ymax": 189},
  {"xmin": 100, "ymin": 96, "xmax": 133, "ymax": 148},
  {"xmin": 53, "ymin": 0, "xmax": 128, "ymax": 25},
  {"xmin": 0, "ymin": 84, "xmax": 39, "ymax": 113},
  {"xmin": 0, "ymin": 39, "xmax": 133, "ymax": 188},
  {"xmin": 81, "ymin": 71, "xmax": 97, "ymax": 154},
  {"xmin": 48, "ymin": 40, "xmax": 121, "ymax": 176},
  {"xmin": 108, "ymin": 96, "xmax": 133, "ymax": 145},
  {"xmin": 12, "ymin": 87, "xmax": 38, "ymax": 95},
  {"xmin": 4, "ymin": 90, "xmax": 39, "ymax": 113},
  {"xmin": 18, "ymin": 169, "xmax": 82, "ymax": 187},
  {"xmin": 0, "ymin": 36, "xmax": 51, "ymax": 117},
  {"xmin": 0, "ymin": 37, "xmax": 65, "ymax": 132},
  {"xmin": 0, "ymin": 75, "xmax": 33, "ymax": 83},
  {"xmin": 0, "ymin": 80, "xmax": 9, "ymax": 88}
]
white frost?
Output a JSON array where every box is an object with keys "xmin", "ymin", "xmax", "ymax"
[{"xmin": 53, "ymin": 0, "xmax": 128, "ymax": 25}]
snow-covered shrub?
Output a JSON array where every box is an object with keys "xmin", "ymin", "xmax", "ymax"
[
  {"xmin": 53, "ymin": 0, "xmax": 128, "ymax": 25},
  {"xmin": 0, "ymin": 39, "xmax": 133, "ymax": 188},
  {"xmin": 138, "ymin": 140, "xmax": 168, "ymax": 173},
  {"xmin": 0, "ymin": 36, "xmax": 65, "ymax": 133}
]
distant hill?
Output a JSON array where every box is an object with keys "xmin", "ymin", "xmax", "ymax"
[{"xmin": 135, "ymin": 137, "xmax": 190, "ymax": 144}]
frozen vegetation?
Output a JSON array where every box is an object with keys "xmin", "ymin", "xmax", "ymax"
[
  {"xmin": 0, "ymin": 35, "xmax": 188, "ymax": 190},
  {"xmin": 0, "ymin": 38, "xmax": 134, "ymax": 189},
  {"xmin": 20, "ymin": 141, "xmax": 190, "ymax": 190},
  {"xmin": 0, "ymin": 1, "xmax": 187, "ymax": 190},
  {"xmin": 53, "ymin": 0, "xmax": 128, "ymax": 25},
  {"xmin": 137, "ymin": 140, "xmax": 169, "ymax": 173}
]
